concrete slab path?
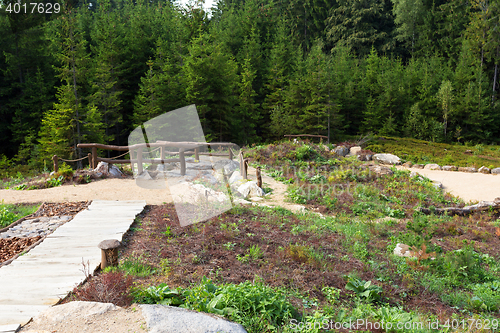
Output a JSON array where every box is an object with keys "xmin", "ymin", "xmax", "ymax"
[{"xmin": 0, "ymin": 200, "xmax": 146, "ymax": 329}]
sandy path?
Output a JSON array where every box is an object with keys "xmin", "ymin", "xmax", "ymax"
[
  {"xmin": 399, "ymin": 167, "xmax": 500, "ymax": 203},
  {"xmin": 0, "ymin": 179, "xmax": 173, "ymax": 205}
]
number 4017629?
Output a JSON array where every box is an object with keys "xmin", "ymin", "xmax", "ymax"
[{"xmin": 5, "ymin": 2, "xmax": 61, "ymax": 14}]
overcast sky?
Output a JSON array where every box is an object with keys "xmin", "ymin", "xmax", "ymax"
[{"xmin": 175, "ymin": 0, "xmax": 217, "ymax": 13}]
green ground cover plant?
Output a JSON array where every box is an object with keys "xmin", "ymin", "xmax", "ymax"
[
  {"xmin": 365, "ymin": 136, "xmax": 500, "ymax": 168},
  {"xmin": 0, "ymin": 203, "xmax": 39, "ymax": 228}
]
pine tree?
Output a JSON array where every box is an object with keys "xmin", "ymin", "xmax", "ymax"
[
  {"xmin": 185, "ymin": 33, "xmax": 239, "ymax": 142},
  {"xmin": 87, "ymin": 0, "xmax": 123, "ymax": 145},
  {"xmin": 40, "ymin": 5, "xmax": 89, "ymax": 164}
]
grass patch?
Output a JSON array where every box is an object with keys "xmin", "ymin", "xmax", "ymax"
[{"xmin": 0, "ymin": 203, "xmax": 39, "ymax": 228}]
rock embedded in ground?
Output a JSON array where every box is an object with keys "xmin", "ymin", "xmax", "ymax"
[
  {"xmin": 442, "ymin": 165, "xmax": 458, "ymax": 171},
  {"xmin": 334, "ymin": 145, "xmax": 350, "ymax": 157},
  {"xmin": 413, "ymin": 164, "xmax": 424, "ymax": 169},
  {"xmin": 32, "ymin": 302, "xmax": 118, "ymax": 325},
  {"xmin": 212, "ymin": 160, "xmax": 239, "ymax": 176},
  {"xmin": 366, "ymin": 165, "xmax": 394, "ymax": 176},
  {"xmin": 492, "ymin": 167, "xmax": 500, "ymax": 175},
  {"xmin": 140, "ymin": 304, "xmax": 247, "ymax": 333},
  {"xmin": 372, "ymin": 153, "xmax": 401, "ymax": 165},
  {"xmin": 348, "ymin": 146, "xmax": 362, "ymax": 156},
  {"xmin": 402, "ymin": 161, "xmax": 413, "ymax": 168},
  {"xmin": 424, "ymin": 163, "xmax": 441, "ymax": 170},
  {"xmin": 393, "ymin": 243, "xmax": 412, "ymax": 257},
  {"xmin": 478, "ymin": 166, "xmax": 491, "ymax": 174},
  {"xmin": 236, "ymin": 181, "xmax": 265, "ymax": 199},
  {"xmin": 458, "ymin": 166, "xmax": 477, "ymax": 173},
  {"xmin": 228, "ymin": 171, "xmax": 243, "ymax": 185}
]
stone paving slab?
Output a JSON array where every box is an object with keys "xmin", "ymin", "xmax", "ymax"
[{"xmin": 0, "ymin": 200, "xmax": 146, "ymax": 326}]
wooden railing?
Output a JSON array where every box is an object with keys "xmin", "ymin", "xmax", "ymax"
[
  {"xmin": 76, "ymin": 141, "xmax": 238, "ymax": 176},
  {"xmin": 284, "ymin": 134, "xmax": 328, "ymax": 143}
]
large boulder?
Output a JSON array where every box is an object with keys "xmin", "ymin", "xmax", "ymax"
[
  {"xmin": 492, "ymin": 167, "xmax": 500, "ymax": 174},
  {"xmin": 236, "ymin": 181, "xmax": 265, "ymax": 199},
  {"xmin": 424, "ymin": 163, "xmax": 441, "ymax": 170},
  {"xmin": 140, "ymin": 304, "xmax": 247, "ymax": 333},
  {"xmin": 334, "ymin": 145, "xmax": 350, "ymax": 157},
  {"xmin": 372, "ymin": 153, "xmax": 401, "ymax": 165}
]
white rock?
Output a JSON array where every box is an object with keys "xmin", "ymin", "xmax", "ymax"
[
  {"xmin": 393, "ymin": 243, "xmax": 412, "ymax": 257},
  {"xmin": 492, "ymin": 167, "xmax": 500, "ymax": 174},
  {"xmin": 348, "ymin": 146, "xmax": 362, "ymax": 156},
  {"xmin": 236, "ymin": 181, "xmax": 264, "ymax": 199},
  {"xmin": 228, "ymin": 171, "xmax": 243, "ymax": 185},
  {"xmin": 32, "ymin": 301, "xmax": 117, "ymax": 324},
  {"xmin": 424, "ymin": 163, "xmax": 441, "ymax": 170},
  {"xmin": 140, "ymin": 304, "xmax": 247, "ymax": 333},
  {"xmin": 94, "ymin": 161, "xmax": 109, "ymax": 174},
  {"xmin": 372, "ymin": 153, "xmax": 401, "ymax": 165},
  {"xmin": 478, "ymin": 166, "xmax": 491, "ymax": 174},
  {"xmin": 108, "ymin": 164, "xmax": 123, "ymax": 178}
]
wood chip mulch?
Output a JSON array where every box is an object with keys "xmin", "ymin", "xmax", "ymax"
[
  {"xmin": 0, "ymin": 201, "xmax": 91, "ymax": 265},
  {"xmin": 0, "ymin": 236, "xmax": 42, "ymax": 263}
]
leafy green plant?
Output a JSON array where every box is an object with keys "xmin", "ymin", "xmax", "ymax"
[
  {"xmin": 47, "ymin": 175, "xmax": 64, "ymax": 188},
  {"xmin": 322, "ymin": 286, "xmax": 340, "ymax": 304},
  {"xmin": 345, "ymin": 277, "xmax": 383, "ymax": 303},
  {"xmin": 0, "ymin": 206, "xmax": 17, "ymax": 228}
]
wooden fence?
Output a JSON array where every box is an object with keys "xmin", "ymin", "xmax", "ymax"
[
  {"xmin": 61, "ymin": 141, "xmax": 239, "ymax": 176},
  {"xmin": 284, "ymin": 134, "xmax": 328, "ymax": 143}
]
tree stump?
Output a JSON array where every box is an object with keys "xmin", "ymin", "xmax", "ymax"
[{"xmin": 98, "ymin": 239, "xmax": 121, "ymax": 270}]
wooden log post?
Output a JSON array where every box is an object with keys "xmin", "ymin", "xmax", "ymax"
[
  {"xmin": 97, "ymin": 239, "xmax": 121, "ymax": 270},
  {"xmin": 239, "ymin": 150, "xmax": 244, "ymax": 178},
  {"xmin": 256, "ymin": 166, "xmax": 262, "ymax": 188},
  {"xmin": 195, "ymin": 147, "xmax": 199, "ymax": 161},
  {"xmin": 179, "ymin": 148, "xmax": 186, "ymax": 176},
  {"xmin": 52, "ymin": 155, "xmax": 58, "ymax": 173},
  {"xmin": 91, "ymin": 146, "xmax": 97, "ymax": 169},
  {"xmin": 137, "ymin": 147, "xmax": 143, "ymax": 174},
  {"xmin": 87, "ymin": 153, "xmax": 92, "ymax": 169},
  {"xmin": 160, "ymin": 146, "xmax": 165, "ymax": 165},
  {"xmin": 243, "ymin": 159, "xmax": 248, "ymax": 180},
  {"xmin": 229, "ymin": 147, "xmax": 233, "ymax": 160}
]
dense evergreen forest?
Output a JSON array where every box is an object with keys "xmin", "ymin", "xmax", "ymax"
[{"xmin": 1, "ymin": 0, "xmax": 499, "ymax": 167}]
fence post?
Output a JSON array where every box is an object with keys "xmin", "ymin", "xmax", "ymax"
[
  {"xmin": 87, "ymin": 153, "xmax": 92, "ymax": 169},
  {"xmin": 137, "ymin": 147, "xmax": 143, "ymax": 174},
  {"xmin": 180, "ymin": 148, "xmax": 186, "ymax": 176},
  {"xmin": 195, "ymin": 147, "xmax": 199, "ymax": 161},
  {"xmin": 91, "ymin": 146, "xmax": 97, "ymax": 169},
  {"xmin": 229, "ymin": 147, "xmax": 233, "ymax": 160},
  {"xmin": 52, "ymin": 155, "xmax": 59, "ymax": 173},
  {"xmin": 160, "ymin": 146, "xmax": 165, "ymax": 165}
]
